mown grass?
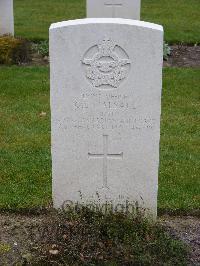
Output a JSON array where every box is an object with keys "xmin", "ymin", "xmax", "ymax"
[
  {"xmin": 159, "ymin": 68, "xmax": 200, "ymax": 212},
  {"xmin": 14, "ymin": 0, "xmax": 200, "ymax": 43},
  {"xmin": 0, "ymin": 66, "xmax": 51, "ymax": 209},
  {"xmin": 0, "ymin": 67, "xmax": 199, "ymax": 211},
  {"xmin": 141, "ymin": 0, "xmax": 200, "ymax": 44}
]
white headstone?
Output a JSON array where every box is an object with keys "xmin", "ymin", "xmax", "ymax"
[
  {"xmin": 50, "ymin": 18, "xmax": 163, "ymax": 219},
  {"xmin": 87, "ymin": 0, "xmax": 141, "ymax": 20},
  {"xmin": 0, "ymin": 0, "xmax": 14, "ymax": 36}
]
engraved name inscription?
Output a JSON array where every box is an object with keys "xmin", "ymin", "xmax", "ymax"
[
  {"xmin": 57, "ymin": 115, "xmax": 156, "ymax": 131},
  {"xmin": 73, "ymin": 92, "xmax": 136, "ymax": 110},
  {"xmin": 56, "ymin": 91, "xmax": 156, "ymax": 131}
]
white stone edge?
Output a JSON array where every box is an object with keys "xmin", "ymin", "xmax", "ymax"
[{"xmin": 49, "ymin": 18, "xmax": 163, "ymax": 32}]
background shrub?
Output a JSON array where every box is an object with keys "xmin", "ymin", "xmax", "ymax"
[{"xmin": 0, "ymin": 35, "xmax": 30, "ymax": 65}]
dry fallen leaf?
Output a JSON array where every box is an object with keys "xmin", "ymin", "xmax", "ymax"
[
  {"xmin": 63, "ymin": 234, "xmax": 68, "ymax": 240},
  {"xmin": 49, "ymin": 249, "xmax": 59, "ymax": 255},
  {"xmin": 66, "ymin": 221, "xmax": 75, "ymax": 226},
  {"xmin": 80, "ymin": 253, "xmax": 85, "ymax": 261},
  {"xmin": 39, "ymin": 111, "xmax": 47, "ymax": 117}
]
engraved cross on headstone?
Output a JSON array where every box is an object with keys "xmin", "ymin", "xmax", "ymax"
[
  {"xmin": 104, "ymin": 0, "xmax": 123, "ymax": 18},
  {"xmin": 88, "ymin": 135, "xmax": 123, "ymax": 188}
]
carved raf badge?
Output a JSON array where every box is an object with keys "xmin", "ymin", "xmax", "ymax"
[{"xmin": 82, "ymin": 39, "xmax": 131, "ymax": 89}]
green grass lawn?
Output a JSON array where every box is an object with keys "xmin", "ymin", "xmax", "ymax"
[
  {"xmin": 0, "ymin": 67, "xmax": 199, "ymax": 212},
  {"xmin": 14, "ymin": 0, "xmax": 200, "ymax": 43},
  {"xmin": 160, "ymin": 68, "xmax": 200, "ymax": 212},
  {"xmin": 0, "ymin": 67, "xmax": 51, "ymax": 209}
]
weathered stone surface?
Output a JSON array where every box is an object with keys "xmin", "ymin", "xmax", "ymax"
[
  {"xmin": 50, "ymin": 18, "xmax": 163, "ymax": 218},
  {"xmin": 0, "ymin": 0, "xmax": 14, "ymax": 36},
  {"xmin": 87, "ymin": 0, "xmax": 141, "ymax": 20}
]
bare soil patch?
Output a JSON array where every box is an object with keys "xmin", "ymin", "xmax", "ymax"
[
  {"xmin": 27, "ymin": 51, "xmax": 49, "ymax": 66},
  {"xmin": 160, "ymin": 216, "xmax": 200, "ymax": 265},
  {"xmin": 163, "ymin": 45, "xmax": 200, "ymax": 68},
  {"xmin": 0, "ymin": 211, "xmax": 199, "ymax": 265}
]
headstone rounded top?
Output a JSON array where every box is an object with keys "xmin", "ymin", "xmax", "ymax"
[{"xmin": 50, "ymin": 18, "xmax": 163, "ymax": 32}]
